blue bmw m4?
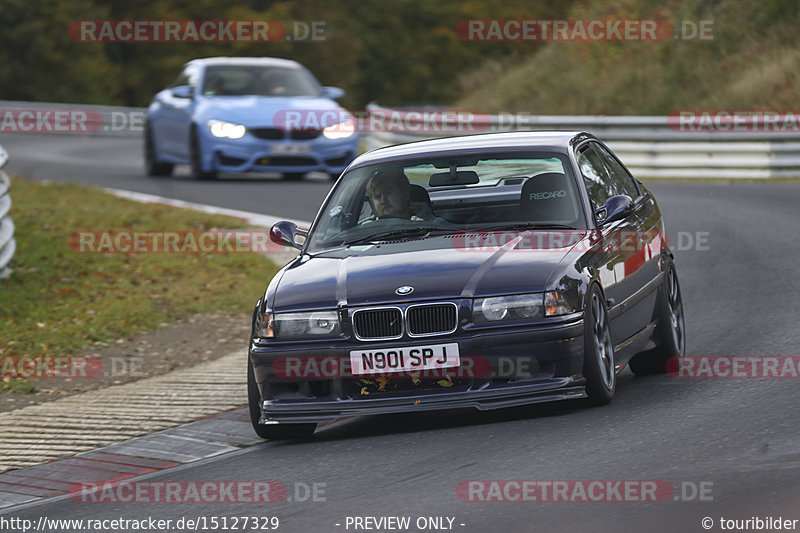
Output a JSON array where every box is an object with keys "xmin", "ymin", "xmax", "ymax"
[{"xmin": 145, "ymin": 57, "xmax": 358, "ymax": 181}]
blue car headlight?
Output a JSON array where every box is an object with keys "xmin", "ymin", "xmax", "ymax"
[
  {"xmin": 322, "ymin": 119, "xmax": 356, "ymax": 140},
  {"xmin": 207, "ymin": 119, "xmax": 246, "ymax": 139}
]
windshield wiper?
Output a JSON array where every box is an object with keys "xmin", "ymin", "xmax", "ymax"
[
  {"xmin": 344, "ymin": 226, "xmax": 444, "ymax": 246},
  {"xmin": 472, "ymin": 222, "xmax": 578, "ymax": 231}
]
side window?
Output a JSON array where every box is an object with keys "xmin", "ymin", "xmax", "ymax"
[
  {"xmin": 577, "ymin": 144, "xmax": 612, "ymax": 210},
  {"xmin": 594, "ymin": 143, "xmax": 639, "ymax": 198}
]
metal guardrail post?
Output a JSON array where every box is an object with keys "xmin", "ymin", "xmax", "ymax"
[{"xmin": 0, "ymin": 144, "xmax": 16, "ymax": 278}]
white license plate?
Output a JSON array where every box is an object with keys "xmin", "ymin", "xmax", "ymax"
[
  {"xmin": 270, "ymin": 143, "xmax": 311, "ymax": 155},
  {"xmin": 350, "ymin": 343, "xmax": 460, "ymax": 376}
]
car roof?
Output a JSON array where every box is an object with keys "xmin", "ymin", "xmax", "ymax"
[
  {"xmin": 350, "ymin": 131, "xmax": 594, "ymax": 168},
  {"xmin": 190, "ymin": 57, "xmax": 303, "ymax": 69}
]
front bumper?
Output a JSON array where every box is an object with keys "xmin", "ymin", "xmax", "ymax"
[
  {"xmin": 249, "ymin": 319, "xmax": 585, "ymax": 424},
  {"xmin": 201, "ymin": 131, "xmax": 358, "ymax": 174}
]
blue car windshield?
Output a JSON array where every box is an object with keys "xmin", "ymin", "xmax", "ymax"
[
  {"xmin": 306, "ymin": 152, "xmax": 586, "ymax": 253},
  {"xmin": 201, "ymin": 66, "xmax": 321, "ymax": 97}
]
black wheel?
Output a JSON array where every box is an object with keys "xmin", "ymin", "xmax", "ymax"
[
  {"xmin": 629, "ymin": 263, "xmax": 686, "ymax": 375},
  {"xmin": 190, "ymin": 129, "xmax": 217, "ymax": 180},
  {"xmin": 583, "ymin": 285, "xmax": 616, "ymax": 405},
  {"xmin": 247, "ymin": 359, "xmax": 316, "ymax": 440},
  {"xmin": 144, "ymin": 126, "xmax": 173, "ymax": 176},
  {"xmin": 283, "ymin": 172, "xmax": 306, "ymax": 181}
]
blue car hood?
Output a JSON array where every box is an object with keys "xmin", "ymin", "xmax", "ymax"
[
  {"xmin": 195, "ymin": 96, "xmax": 346, "ymax": 128},
  {"xmin": 270, "ymin": 233, "xmax": 586, "ymax": 311}
]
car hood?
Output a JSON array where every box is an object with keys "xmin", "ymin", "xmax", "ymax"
[
  {"xmin": 195, "ymin": 96, "xmax": 345, "ymax": 128},
  {"xmin": 270, "ymin": 232, "xmax": 587, "ymax": 311}
]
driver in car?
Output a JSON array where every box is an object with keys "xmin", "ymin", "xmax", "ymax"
[{"xmin": 366, "ymin": 168, "xmax": 429, "ymax": 221}]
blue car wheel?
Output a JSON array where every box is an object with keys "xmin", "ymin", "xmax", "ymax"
[
  {"xmin": 144, "ymin": 124, "xmax": 173, "ymax": 177},
  {"xmin": 190, "ymin": 126, "xmax": 217, "ymax": 180}
]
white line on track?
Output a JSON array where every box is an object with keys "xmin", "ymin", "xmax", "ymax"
[{"xmin": 103, "ymin": 187, "xmax": 312, "ymax": 229}]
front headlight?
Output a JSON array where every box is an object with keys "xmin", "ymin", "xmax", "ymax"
[
  {"xmin": 207, "ymin": 119, "xmax": 246, "ymax": 139},
  {"xmin": 260, "ymin": 311, "xmax": 340, "ymax": 338},
  {"xmin": 473, "ymin": 293, "xmax": 544, "ymax": 323},
  {"xmin": 322, "ymin": 119, "xmax": 356, "ymax": 139}
]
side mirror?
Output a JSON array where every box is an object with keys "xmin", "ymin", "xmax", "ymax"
[
  {"xmin": 270, "ymin": 221, "xmax": 307, "ymax": 251},
  {"xmin": 322, "ymin": 86, "xmax": 345, "ymax": 100},
  {"xmin": 171, "ymin": 85, "xmax": 194, "ymax": 99},
  {"xmin": 595, "ymin": 195, "xmax": 633, "ymax": 227}
]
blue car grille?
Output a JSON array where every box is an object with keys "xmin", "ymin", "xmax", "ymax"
[
  {"xmin": 250, "ymin": 128, "xmax": 284, "ymax": 140},
  {"xmin": 249, "ymin": 128, "xmax": 321, "ymax": 141},
  {"xmin": 352, "ymin": 304, "xmax": 457, "ymax": 340},
  {"xmin": 290, "ymin": 130, "xmax": 321, "ymax": 140}
]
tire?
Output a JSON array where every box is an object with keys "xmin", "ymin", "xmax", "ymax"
[
  {"xmin": 189, "ymin": 128, "xmax": 217, "ymax": 180},
  {"xmin": 247, "ymin": 359, "xmax": 316, "ymax": 440},
  {"xmin": 629, "ymin": 263, "xmax": 686, "ymax": 376},
  {"xmin": 283, "ymin": 172, "xmax": 306, "ymax": 181},
  {"xmin": 144, "ymin": 126, "xmax": 173, "ymax": 177},
  {"xmin": 583, "ymin": 285, "xmax": 616, "ymax": 405}
]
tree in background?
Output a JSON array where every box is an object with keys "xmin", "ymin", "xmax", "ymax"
[{"xmin": 0, "ymin": 0, "xmax": 577, "ymax": 108}]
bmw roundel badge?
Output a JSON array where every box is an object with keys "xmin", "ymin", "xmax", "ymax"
[{"xmin": 396, "ymin": 286, "xmax": 414, "ymax": 295}]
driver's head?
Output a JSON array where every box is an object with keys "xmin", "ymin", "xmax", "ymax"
[{"xmin": 366, "ymin": 168, "xmax": 410, "ymax": 219}]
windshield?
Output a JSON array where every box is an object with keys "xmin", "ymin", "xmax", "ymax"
[
  {"xmin": 201, "ymin": 65, "xmax": 321, "ymax": 97},
  {"xmin": 305, "ymin": 151, "xmax": 585, "ymax": 253}
]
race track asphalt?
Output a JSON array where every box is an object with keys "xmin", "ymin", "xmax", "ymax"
[{"xmin": 2, "ymin": 133, "xmax": 799, "ymax": 532}]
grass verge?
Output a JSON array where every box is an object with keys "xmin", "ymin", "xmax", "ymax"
[{"xmin": 1, "ymin": 177, "xmax": 280, "ymax": 391}]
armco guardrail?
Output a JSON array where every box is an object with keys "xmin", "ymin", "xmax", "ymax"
[
  {"xmin": 0, "ymin": 100, "xmax": 144, "ymax": 138},
  {"xmin": 3, "ymin": 99, "xmax": 800, "ymax": 177},
  {"xmin": 0, "ymin": 144, "xmax": 16, "ymax": 278},
  {"xmin": 364, "ymin": 104, "xmax": 800, "ymax": 179}
]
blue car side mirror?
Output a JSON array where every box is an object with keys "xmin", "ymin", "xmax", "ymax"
[
  {"xmin": 322, "ymin": 86, "xmax": 345, "ymax": 100},
  {"xmin": 171, "ymin": 85, "xmax": 194, "ymax": 99}
]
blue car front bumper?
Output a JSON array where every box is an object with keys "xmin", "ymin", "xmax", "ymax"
[{"xmin": 199, "ymin": 130, "xmax": 358, "ymax": 175}]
